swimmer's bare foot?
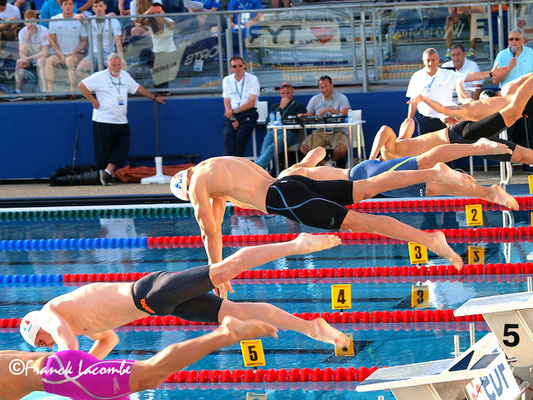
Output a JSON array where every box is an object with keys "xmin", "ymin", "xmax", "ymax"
[
  {"xmin": 426, "ymin": 231, "xmax": 463, "ymax": 269},
  {"xmin": 292, "ymin": 232, "xmax": 341, "ymax": 254},
  {"xmin": 433, "ymin": 162, "xmax": 476, "ymax": 188},
  {"xmin": 220, "ymin": 316, "xmax": 278, "ymax": 342},
  {"xmin": 487, "ymin": 184, "xmax": 519, "ymax": 210},
  {"xmin": 307, "ymin": 318, "xmax": 350, "ymax": 348},
  {"xmin": 473, "ymin": 138, "xmax": 512, "ymax": 155}
]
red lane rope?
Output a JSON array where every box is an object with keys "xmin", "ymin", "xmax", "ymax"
[
  {"xmin": 56, "ymin": 261, "xmax": 533, "ymax": 284},
  {"xmin": 2, "ymin": 309, "xmax": 483, "ymax": 328},
  {"xmin": 164, "ymin": 365, "xmax": 380, "ymax": 383},
  {"xmin": 146, "ymin": 226, "xmax": 533, "ymax": 248},
  {"xmin": 234, "ymin": 196, "xmax": 533, "ymax": 215}
]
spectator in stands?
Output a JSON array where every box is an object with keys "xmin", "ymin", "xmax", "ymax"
[
  {"xmin": 45, "ymin": 0, "xmax": 87, "ymax": 94},
  {"xmin": 299, "ymin": 75, "xmax": 350, "ymax": 167},
  {"xmin": 228, "ymin": 0, "xmax": 261, "ymax": 49},
  {"xmin": 222, "ymin": 55, "xmax": 260, "ymax": 156},
  {"xmin": 0, "ymin": 0, "xmax": 21, "ymax": 47},
  {"xmin": 15, "ymin": 10, "xmax": 49, "ymax": 95},
  {"xmin": 406, "ymin": 48, "xmax": 507, "ymax": 135},
  {"xmin": 78, "ymin": 53, "xmax": 166, "ymax": 185},
  {"xmin": 492, "ymin": 30, "xmax": 533, "ymax": 169},
  {"xmin": 39, "ymin": 0, "xmax": 78, "ymax": 27},
  {"xmin": 441, "ymin": 44, "xmax": 483, "ymax": 101},
  {"xmin": 443, "ymin": 6, "xmax": 483, "ymax": 61},
  {"xmin": 143, "ymin": 1, "xmax": 174, "ymax": 53},
  {"xmin": 255, "ymin": 82, "xmax": 306, "ymax": 171},
  {"xmin": 185, "ymin": 0, "xmax": 219, "ymax": 31},
  {"xmin": 9, "ymin": 0, "xmax": 30, "ymax": 16},
  {"xmin": 76, "ymin": 0, "xmax": 123, "ymax": 80}
]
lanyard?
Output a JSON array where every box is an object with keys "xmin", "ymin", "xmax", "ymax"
[
  {"xmin": 279, "ymin": 99, "xmax": 294, "ymax": 118},
  {"xmin": 234, "ymin": 74, "xmax": 246, "ymax": 102},
  {"xmin": 108, "ymin": 71, "xmax": 122, "ymax": 95},
  {"xmin": 426, "ymin": 74, "xmax": 437, "ymax": 91}
]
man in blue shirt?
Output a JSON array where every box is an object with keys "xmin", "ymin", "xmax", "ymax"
[
  {"xmin": 492, "ymin": 30, "xmax": 533, "ymax": 167},
  {"xmin": 228, "ymin": 0, "xmax": 261, "ymax": 36},
  {"xmin": 493, "ymin": 30, "xmax": 533, "ymax": 88}
]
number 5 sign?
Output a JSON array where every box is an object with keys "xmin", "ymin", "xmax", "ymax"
[{"xmin": 240, "ymin": 339, "xmax": 266, "ymax": 367}]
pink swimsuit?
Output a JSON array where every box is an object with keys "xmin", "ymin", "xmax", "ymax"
[{"xmin": 41, "ymin": 350, "xmax": 134, "ymax": 400}]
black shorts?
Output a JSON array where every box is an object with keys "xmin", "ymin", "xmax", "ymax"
[
  {"xmin": 265, "ymin": 175, "xmax": 352, "ymax": 230},
  {"xmin": 449, "ymin": 112, "xmax": 507, "ymax": 143},
  {"xmin": 131, "ymin": 266, "xmax": 222, "ymax": 322},
  {"xmin": 447, "ymin": 113, "xmax": 516, "ymax": 162}
]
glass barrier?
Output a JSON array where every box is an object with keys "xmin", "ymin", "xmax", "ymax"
[{"xmin": 0, "ymin": 0, "xmax": 532, "ymax": 100}]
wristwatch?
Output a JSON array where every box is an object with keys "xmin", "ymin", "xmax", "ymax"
[{"xmin": 230, "ymin": 116, "xmax": 237, "ymax": 122}]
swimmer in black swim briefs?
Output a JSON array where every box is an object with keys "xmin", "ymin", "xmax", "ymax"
[{"xmin": 20, "ymin": 233, "xmax": 349, "ymax": 359}]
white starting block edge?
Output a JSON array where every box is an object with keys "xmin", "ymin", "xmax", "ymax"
[
  {"xmin": 454, "ymin": 291, "xmax": 533, "ymax": 317},
  {"xmin": 357, "ymin": 333, "xmax": 502, "ymax": 393}
]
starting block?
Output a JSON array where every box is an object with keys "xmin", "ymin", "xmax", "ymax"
[
  {"xmin": 455, "ymin": 291, "xmax": 533, "ymax": 394},
  {"xmin": 357, "ymin": 332, "xmax": 527, "ymax": 400}
]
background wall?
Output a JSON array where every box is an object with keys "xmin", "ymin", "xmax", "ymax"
[{"xmin": 1, "ymin": 91, "xmax": 410, "ymax": 179}]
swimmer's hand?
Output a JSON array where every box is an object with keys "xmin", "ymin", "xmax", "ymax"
[
  {"xmin": 406, "ymin": 94, "xmax": 424, "ymax": 106},
  {"xmin": 214, "ymin": 280, "xmax": 234, "ymax": 299}
]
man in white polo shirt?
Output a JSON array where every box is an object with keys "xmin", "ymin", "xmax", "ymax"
[
  {"xmin": 222, "ymin": 55, "xmax": 260, "ymax": 156},
  {"xmin": 45, "ymin": 0, "xmax": 87, "ymax": 94},
  {"xmin": 0, "ymin": 0, "xmax": 21, "ymax": 47},
  {"xmin": 441, "ymin": 44, "xmax": 483, "ymax": 101},
  {"xmin": 78, "ymin": 53, "xmax": 166, "ymax": 185},
  {"xmin": 406, "ymin": 47, "xmax": 508, "ymax": 135}
]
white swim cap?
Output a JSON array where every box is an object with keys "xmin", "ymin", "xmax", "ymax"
[
  {"xmin": 170, "ymin": 169, "xmax": 189, "ymax": 201},
  {"xmin": 20, "ymin": 311, "xmax": 41, "ymax": 346}
]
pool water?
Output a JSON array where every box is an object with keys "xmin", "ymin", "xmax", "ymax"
[{"xmin": 1, "ymin": 206, "xmax": 532, "ymax": 400}]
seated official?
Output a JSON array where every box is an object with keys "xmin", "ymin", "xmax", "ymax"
[
  {"xmin": 255, "ymin": 81, "xmax": 306, "ymax": 170},
  {"xmin": 299, "ymin": 75, "xmax": 351, "ymax": 167}
]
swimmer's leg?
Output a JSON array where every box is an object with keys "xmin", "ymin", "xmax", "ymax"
[
  {"xmin": 353, "ymin": 162, "xmax": 475, "ymax": 202},
  {"xmin": 129, "ymin": 317, "xmax": 278, "ymax": 392},
  {"xmin": 218, "ymin": 300, "xmax": 349, "ymax": 348},
  {"xmin": 208, "ymin": 233, "xmax": 341, "ymax": 289},
  {"xmin": 340, "ymin": 211, "xmax": 463, "ymax": 268},
  {"xmin": 510, "ymin": 143, "xmax": 533, "ymax": 165},
  {"xmin": 426, "ymin": 182, "xmax": 518, "ymax": 210},
  {"xmin": 415, "ymin": 139, "xmax": 511, "ymax": 169},
  {"xmin": 500, "ymin": 74, "xmax": 533, "ymax": 126},
  {"xmin": 369, "ymin": 125, "xmax": 397, "ymax": 159}
]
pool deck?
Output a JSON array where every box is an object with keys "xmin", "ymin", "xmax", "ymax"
[{"xmin": 0, "ymin": 168, "xmax": 531, "ymax": 204}]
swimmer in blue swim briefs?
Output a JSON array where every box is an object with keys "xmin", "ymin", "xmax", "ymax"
[
  {"xmin": 369, "ymin": 74, "xmax": 533, "ymax": 166},
  {"xmin": 280, "ymin": 144, "xmax": 518, "ymax": 211},
  {"xmin": 2, "ymin": 316, "xmax": 277, "ymax": 400}
]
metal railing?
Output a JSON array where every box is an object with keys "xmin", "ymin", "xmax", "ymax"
[{"xmin": 0, "ymin": 0, "xmax": 531, "ymax": 99}]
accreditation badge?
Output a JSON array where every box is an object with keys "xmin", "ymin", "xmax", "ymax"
[{"xmin": 118, "ymin": 96, "xmax": 125, "ymax": 106}]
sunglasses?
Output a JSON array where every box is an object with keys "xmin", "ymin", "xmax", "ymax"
[
  {"xmin": 231, "ymin": 64, "xmax": 244, "ymax": 68},
  {"xmin": 509, "ymin": 37, "xmax": 521, "ymax": 41}
]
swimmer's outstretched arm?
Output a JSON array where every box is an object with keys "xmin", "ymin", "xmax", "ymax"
[
  {"xmin": 85, "ymin": 330, "xmax": 119, "ymax": 360},
  {"xmin": 129, "ymin": 317, "xmax": 278, "ymax": 393},
  {"xmin": 408, "ymin": 95, "xmax": 465, "ymax": 120}
]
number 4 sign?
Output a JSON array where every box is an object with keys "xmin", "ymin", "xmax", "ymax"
[{"xmin": 331, "ymin": 284, "xmax": 352, "ymax": 310}]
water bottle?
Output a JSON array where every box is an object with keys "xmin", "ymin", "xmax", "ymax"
[
  {"xmin": 346, "ymin": 109, "xmax": 353, "ymax": 124},
  {"xmin": 269, "ymin": 111, "xmax": 275, "ymax": 126},
  {"xmin": 275, "ymin": 111, "xmax": 282, "ymax": 126}
]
